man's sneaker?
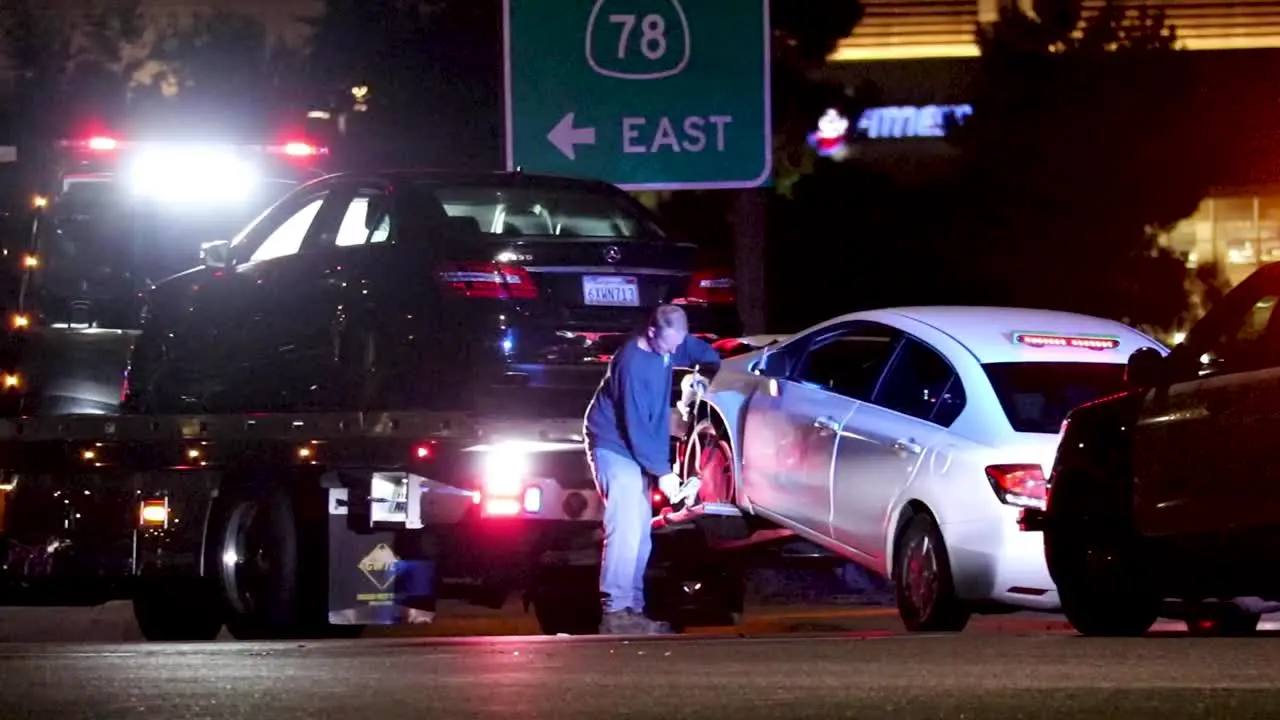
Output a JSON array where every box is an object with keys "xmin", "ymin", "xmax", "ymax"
[
  {"xmin": 599, "ymin": 609, "xmax": 677, "ymax": 635},
  {"xmin": 599, "ymin": 609, "xmax": 646, "ymax": 634},
  {"xmin": 637, "ymin": 618, "xmax": 675, "ymax": 635},
  {"xmin": 629, "ymin": 613, "xmax": 675, "ymax": 635}
]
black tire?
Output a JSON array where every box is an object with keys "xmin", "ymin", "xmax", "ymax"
[
  {"xmin": 893, "ymin": 513, "xmax": 971, "ymax": 632},
  {"xmin": 1185, "ymin": 604, "xmax": 1260, "ymax": 637},
  {"xmin": 210, "ymin": 483, "xmax": 339, "ymax": 640},
  {"xmin": 645, "ymin": 537, "xmax": 743, "ymax": 631},
  {"xmin": 132, "ymin": 579, "xmax": 224, "ymax": 642},
  {"xmin": 662, "ymin": 574, "xmax": 743, "ymax": 633},
  {"xmin": 528, "ymin": 565, "xmax": 602, "ymax": 635},
  {"xmin": 1048, "ymin": 531, "xmax": 1158, "ymax": 637}
]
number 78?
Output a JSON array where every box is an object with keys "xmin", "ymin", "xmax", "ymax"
[{"xmin": 609, "ymin": 13, "xmax": 668, "ymax": 61}]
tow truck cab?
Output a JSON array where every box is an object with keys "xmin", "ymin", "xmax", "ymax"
[
  {"xmin": 18, "ymin": 134, "xmax": 329, "ymax": 329},
  {"xmin": 0, "ymin": 133, "xmax": 329, "ymax": 416}
]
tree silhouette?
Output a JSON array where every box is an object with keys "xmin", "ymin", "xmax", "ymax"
[
  {"xmin": 952, "ymin": 0, "xmax": 1207, "ymax": 332},
  {"xmin": 302, "ymin": 0, "xmax": 502, "ymax": 168},
  {"xmin": 131, "ymin": 11, "xmax": 308, "ymax": 130},
  {"xmin": 0, "ymin": 0, "xmax": 147, "ymax": 137}
]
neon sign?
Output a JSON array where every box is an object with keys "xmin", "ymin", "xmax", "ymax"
[
  {"xmin": 806, "ymin": 109, "xmax": 851, "ymax": 160},
  {"xmin": 856, "ymin": 104, "xmax": 972, "ymax": 140}
]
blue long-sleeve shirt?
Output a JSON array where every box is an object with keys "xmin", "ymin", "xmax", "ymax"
[{"xmin": 584, "ymin": 334, "xmax": 721, "ymax": 477}]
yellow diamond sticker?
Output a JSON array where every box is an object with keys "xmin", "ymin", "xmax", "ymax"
[{"xmin": 358, "ymin": 543, "xmax": 400, "ymax": 591}]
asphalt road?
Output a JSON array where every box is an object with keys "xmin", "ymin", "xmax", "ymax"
[
  {"xmin": 2, "ymin": 606, "xmax": 1280, "ymax": 719},
  {"xmin": 3, "ymin": 630, "xmax": 1280, "ymax": 719}
]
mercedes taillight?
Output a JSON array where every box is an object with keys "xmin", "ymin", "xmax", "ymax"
[
  {"xmin": 676, "ymin": 268, "xmax": 736, "ymax": 305},
  {"xmin": 439, "ymin": 262, "xmax": 539, "ymax": 300}
]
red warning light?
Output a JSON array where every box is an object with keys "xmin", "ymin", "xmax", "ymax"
[
  {"xmin": 86, "ymin": 136, "xmax": 118, "ymax": 151},
  {"xmin": 282, "ymin": 141, "xmax": 319, "ymax": 157}
]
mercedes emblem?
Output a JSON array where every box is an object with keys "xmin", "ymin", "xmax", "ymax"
[{"xmin": 603, "ymin": 245, "xmax": 622, "ymax": 264}]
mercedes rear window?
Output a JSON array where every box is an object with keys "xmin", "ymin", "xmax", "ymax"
[
  {"xmin": 982, "ymin": 362, "xmax": 1129, "ymax": 435},
  {"xmin": 418, "ymin": 182, "xmax": 666, "ymax": 240}
]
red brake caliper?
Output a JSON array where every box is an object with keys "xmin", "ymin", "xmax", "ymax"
[{"xmin": 697, "ymin": 440, "xmax": 733, "ymax": 503}]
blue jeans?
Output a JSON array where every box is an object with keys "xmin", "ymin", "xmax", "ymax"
[{"xmin": 587, "ymin": 445, "xmax": 652, "ymax": 614}]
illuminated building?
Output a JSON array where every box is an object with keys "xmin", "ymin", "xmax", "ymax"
[
  {"xmin": 831, "ymin": 0, "xmax": 1280, "ymax": 63},
  {"xmin": 823, "ymin": 1, "xmax": 1280, "ymax": 290}
]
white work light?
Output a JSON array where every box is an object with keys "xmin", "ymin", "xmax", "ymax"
[{"xmin": 126, "ymin": 145, "xmax": 259, "ymax": 203}]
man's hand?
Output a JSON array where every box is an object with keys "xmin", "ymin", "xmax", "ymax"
[
  {"xmin": 684, "ymin": 371, "xmax": 709, "ymax": 396},
  {"xmin": 657, "ymin": 472, "xmax": 682, "ymax": 501},
  {"xmin": 676, "ymin": 372, "xmax": 709, "ymax": 421}
]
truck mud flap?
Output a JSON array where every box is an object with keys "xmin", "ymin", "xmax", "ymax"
[{"xmin": 326, "ymin": 489, "xmax": 435, "ymax": 627}]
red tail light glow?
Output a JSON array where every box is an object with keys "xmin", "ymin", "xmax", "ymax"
[
  {"xmin": 675, "ymin": 269, "xmax": 736, "ymax": 305},
  {"xmin": 280, "ymin": 141, "xmax": 319, "ymax": 157},
  {"xmin": 440, "ymin": 262, "xmax": 538, "ymax": 300},
  {"xmin": 483, "ymin": 498, "xmax": 522, "ymax": 516},
  {"xmin": 1012, "ymin": 332, "xmax": 1120, "ymax": 351},
  {"xmin": 87, "ymin": 136, "xmax": 118, "ymax": 151},
  {"xmin": 986, "ymin": 464, "xmax": 1048, "ymax": 509}
]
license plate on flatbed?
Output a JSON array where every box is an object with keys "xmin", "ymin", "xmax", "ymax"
[{"xmin": 583, "ymin": 275, "xmax": 639, "ymax": 307}]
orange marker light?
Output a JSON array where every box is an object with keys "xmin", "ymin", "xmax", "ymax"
[{"xmin": 139, "ymin": 499, "xmax": 168, "ymax": 527}]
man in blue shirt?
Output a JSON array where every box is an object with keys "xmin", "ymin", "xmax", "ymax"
[{"xmin": 584, "ymin": 304, "xmax": 721, "ymax": 634}]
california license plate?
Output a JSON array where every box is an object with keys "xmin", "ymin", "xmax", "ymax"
[{"xmin": 583, "ymin": 275, "xmax": 639, "ymax": 307}]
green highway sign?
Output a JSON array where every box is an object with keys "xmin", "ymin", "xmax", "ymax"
[{"xmin": 503, "ymin": 0, "xmax": 772, "ymax": 190}]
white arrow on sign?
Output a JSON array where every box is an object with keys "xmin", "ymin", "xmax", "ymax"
[{"xmin": 547, "ymin": 112, "xmax": 597, "ymax": 160}]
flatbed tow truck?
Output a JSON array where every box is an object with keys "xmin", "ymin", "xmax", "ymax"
[
  {"xmin": 0, "ymin": 132, "xmax": 785, "ymax": 639},
  {"xmin": 0, "ymin": 363, "xmax": 776, "ymax": 640}
]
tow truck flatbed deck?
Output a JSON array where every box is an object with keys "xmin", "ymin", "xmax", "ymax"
[{"xmin": 0, "ymin": 410, "xmax": 589, "ymax": 473}]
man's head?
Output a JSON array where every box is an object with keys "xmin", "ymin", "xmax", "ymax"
[{"xmin": 646, "ymin": 304, "xmax": 689, "ymax": 354}]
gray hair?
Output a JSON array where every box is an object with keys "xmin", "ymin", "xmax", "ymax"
[{"xmin": 648, "ymin": 304, "xmax": 689, "ymax": 331}]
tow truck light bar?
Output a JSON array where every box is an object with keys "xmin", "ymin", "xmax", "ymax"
[
  {"xmin": 57, "ymin": 136, "xmax": 329, "ymax": 158},
  {"xmin": 87, "ymin": 136, "xmax": 118, "ymax": 151},
  {"xmin": 280, "ymin": 141, "xmax": 322, "ymax": 157}
]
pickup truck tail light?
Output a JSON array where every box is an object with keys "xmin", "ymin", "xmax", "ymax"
[
  {"xmin": 439, "ymin": 262, "xmax": 538, "ymax": 300},
  {"xmin": 985, "ymin": 464, "xmax": 1047, "ymax": 509}
]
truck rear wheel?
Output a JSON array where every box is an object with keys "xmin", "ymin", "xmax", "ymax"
[
  {"xmin": 528, "ymin": 565, "xmax": 602, "ymax": 635},
  {"xmin": 132, "ymin": 579, "xmax": 224, "ymax": 642},
  {"xmin": 210, "ymin": 483, "xmax": 345, "ymax": 640}
]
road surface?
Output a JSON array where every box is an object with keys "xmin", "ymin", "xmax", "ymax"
[
  {"xmin": 1, "ymin": 629, "xmax": 1279, "ymax": 718},
  {"xmin": 1, "ymin": 604, "xmax": 1279, "ymax": 718}
]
